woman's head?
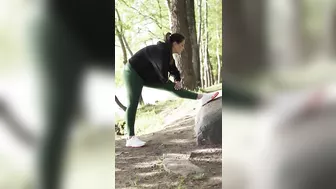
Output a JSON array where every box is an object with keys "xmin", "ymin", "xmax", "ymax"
[{"xmin": 164, "ymin": 32, "xmax": 185, "ymax": 54}]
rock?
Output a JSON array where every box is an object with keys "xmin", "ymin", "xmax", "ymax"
[
  {"xmin": 251, "ymin": 87, "xmax": 336, "ymax": 189},
  {"xmin": 195, "ymin": 96, "xmax": 222, "ymax": 145},
  {"xmin": 116, "ymin": 152, "xmax": 123, "ymax": 156},
  {"xmin": 162, "ymin": 158, "xmax": 204, "ymax": 177},
  {"xmin": 162, "ymin": 153, "xmax": 191, "ymax": 160}
]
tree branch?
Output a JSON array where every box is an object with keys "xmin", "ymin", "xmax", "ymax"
[
  {"xmin": 115, "ymin": 96, "xmax": 126, "ymax": 111},
  {"xmin": 119, "ymin": 0, "xmax": 169, "ymax": 31},
  {"xmin": 122, "ymin": 34, "xmax": 134, "ymax": 56},
  {"xmin": 157, "ymin": 0, "xmax": 164, "ymax": 33},
  {"xmin": 167, "ymin": 0, "xmax": 172, "ymax": 12},
  {"xmin": 115, "ymin": 9, "xmax": 128, "ymax": 64}
]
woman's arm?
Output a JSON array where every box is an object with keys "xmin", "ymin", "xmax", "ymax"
[{"xmin": 168, "ymin": 59, "xmax": 181, "ymax": 82}]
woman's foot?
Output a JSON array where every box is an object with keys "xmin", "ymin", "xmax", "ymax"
[
  {"xmin": 126, "ymin": 136, "xmax": 146, "ymax": 148},
  {"xmin": 201, "ymin": 91, "xmax": 219, "ymax": 106}
]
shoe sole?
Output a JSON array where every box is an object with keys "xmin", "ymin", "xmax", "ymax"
[
  {"xmin": 202, "ymin": 91, "xmax": 219, "ymax": 106},
  {"xmin": 126, "ymin": 144, "xmax": 147, "ymax": 148}
]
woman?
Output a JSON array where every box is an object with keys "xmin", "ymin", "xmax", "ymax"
[{"xmin": 124, "ymin": 32, "xmax": 219, "ymax": 147}]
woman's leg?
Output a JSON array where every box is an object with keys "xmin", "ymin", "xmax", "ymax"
[
  {"xmin": 38, "ymin": 16, "xmax": 86, "ymax": 189},
  {"xmin": 146, "ymin": 81, "xmax": 219, "ymax": 106},
  {"xmin": 146, "ymin": 81, "xmax": 199, "ymax": 100},
  {"xmin": 123, "ymin": 63, "xmax": 144, "ymax": 137}
]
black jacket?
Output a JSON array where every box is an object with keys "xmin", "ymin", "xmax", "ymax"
[{"xmin": 129, "ymin": 41, "xmax": 181, "ymax": 84}]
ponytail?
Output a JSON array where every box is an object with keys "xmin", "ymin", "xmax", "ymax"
[
  {"xmin": 164, "ymin": 32, "xmax": 172, "ymax": 43},
  {"xmin": 163, "ymin": 32, "xmax": 185, "ymax": 44}
]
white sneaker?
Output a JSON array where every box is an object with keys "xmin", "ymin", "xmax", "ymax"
[
  {"xmin": 126, "ymin": 136, "xmax": 146, "ymax": 148},
  {"xmin": 201, "ymin": 91, "xmax": 219, "ymax": 106}
]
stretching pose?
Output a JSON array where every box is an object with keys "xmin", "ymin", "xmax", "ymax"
[{"xmin": 124, "ymin": 32, "xmax": 219, "ymax": 148}]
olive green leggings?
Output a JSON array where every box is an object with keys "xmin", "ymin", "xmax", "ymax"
[{"xmin": 123, "ymin": 63, "xmax": 198, "ymax": 136}]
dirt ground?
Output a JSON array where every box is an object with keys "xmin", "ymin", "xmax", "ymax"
[{"xmin": 115, "ymin": 103, "xmax": 222, "ymax": 189}]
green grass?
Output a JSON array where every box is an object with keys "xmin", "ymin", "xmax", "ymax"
[
  {"xmin": 138, "ymin": 99, "xmax": 183, "ymax": 114},
  {"xmin": 199, "ymin": 83, "xmax": 222, "ymax": 93},
  {"xmin": 135, "ymin": 99, "xmax": 184, "ymax": 135},
  {"xmin": 177, "ymin": 176, "xmax": 186, "ymax": 189},
  {"xmin": 116, "ymin": 98, "xmax": 185, "ymax": 136}
]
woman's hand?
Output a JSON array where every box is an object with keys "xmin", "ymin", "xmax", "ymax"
[{"xmin": 174, "ymin": 81, "xmax": 182, "ymax": 90}]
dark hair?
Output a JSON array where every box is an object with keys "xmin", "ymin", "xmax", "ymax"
[{"xmin": 164, "ymin": 32, "xmax": 185, "ymax": 44}]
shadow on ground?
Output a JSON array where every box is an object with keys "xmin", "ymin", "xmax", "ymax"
[{"xmin": 115, "ymin": 113, "xmax": 222, "ymax": 189}]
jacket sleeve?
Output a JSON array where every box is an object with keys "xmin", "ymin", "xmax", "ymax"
[{"xmin": 169, "ymin": 59, "xmax": 181, "ymax": 82}]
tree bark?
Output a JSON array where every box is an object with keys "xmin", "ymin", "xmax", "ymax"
[
  {"xmin": 186, "ymin": 0, "xmax": 201, "ymax": 87},
  {"xmin": 222, "ymin": 0, "xmax": 267, "ymax": 79},
  {"xmin": 171, "ymin": 0, "xmax": 196, "ymax": 90}
]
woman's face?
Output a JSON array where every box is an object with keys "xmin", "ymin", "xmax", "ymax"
[{"xmin": 172, "ymin": 40, "xmax": 185, "ymax": 54}]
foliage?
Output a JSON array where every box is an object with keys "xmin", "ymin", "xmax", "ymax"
[{"xmin": 115, "ymin": 0, "xmax": 222, "ymax": 87}]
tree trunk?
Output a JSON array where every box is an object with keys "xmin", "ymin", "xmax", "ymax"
[
  {"xmin": 222, "ymin": 0, "xmax": 266, "ymax": 80},
  {"xmin": 207, "ymin": 49, "xmax": 214, "ymax": 85},
  {"xmin": 186, "ymin": 0, "xmax": 201, "ymax": 87},
  {"xmin": 115, "ymin": 9, "xmax": 128, "ymax": 64},
  {"xmin": 333, "ymin": 6, "xmax": 336, "ymax": 56},
  {"xmin": 122, "ymin": 34, "xmax": 133, "ymax": 56},
  {"xmin": 116, "ymin": 9, "xmax": 144, "ymax": 105},
  {"xmin": 171, "ymin": 0, "xmax": 196, "ymax": 90},
  {"xmin": 200, "ymin": 42, "xmax": 204, "ymax": 87},
  {"xmin": 267, "ymin": 0, "xmax": 304, "ymax": 69},
  {"xmin": 116, "ymin": 28, "xmax": 127, "ymax": 64},
  {"xmin": 319, "ymin": 0, "xmax": 336, "ymax": 59},
  {"xmin": 115, "ymin": 96, "xmax": 126, "ymax": 111},
  {"xmin": 197, "ymin": 0, "xmax": 202, "ymax": 47},
  {"xmin": 204, "ymin": 0, "xmax": 212, "ymax": 87},
  {"xmin": 216, "ymin": 27, "xmax": 222, "ymax": 83},
  {"xmin": 203, "ymin": 41, "xmax": 209, "ymax": 87},
  {"xmin": 198, "ymin": 0, "xmax": 203, "ymax": 87}
]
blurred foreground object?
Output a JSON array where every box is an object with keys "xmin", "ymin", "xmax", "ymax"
[
  {"xmin": 222, "ymin": 0, "xmax": 336, "ymax": 188},
  {"xmin": 36, "ymin": 0, "xmax": 114, "ymax": 189},
  {"xmin": 250, "ymin": 84, "xmax": 336, "ymax": 189}
]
